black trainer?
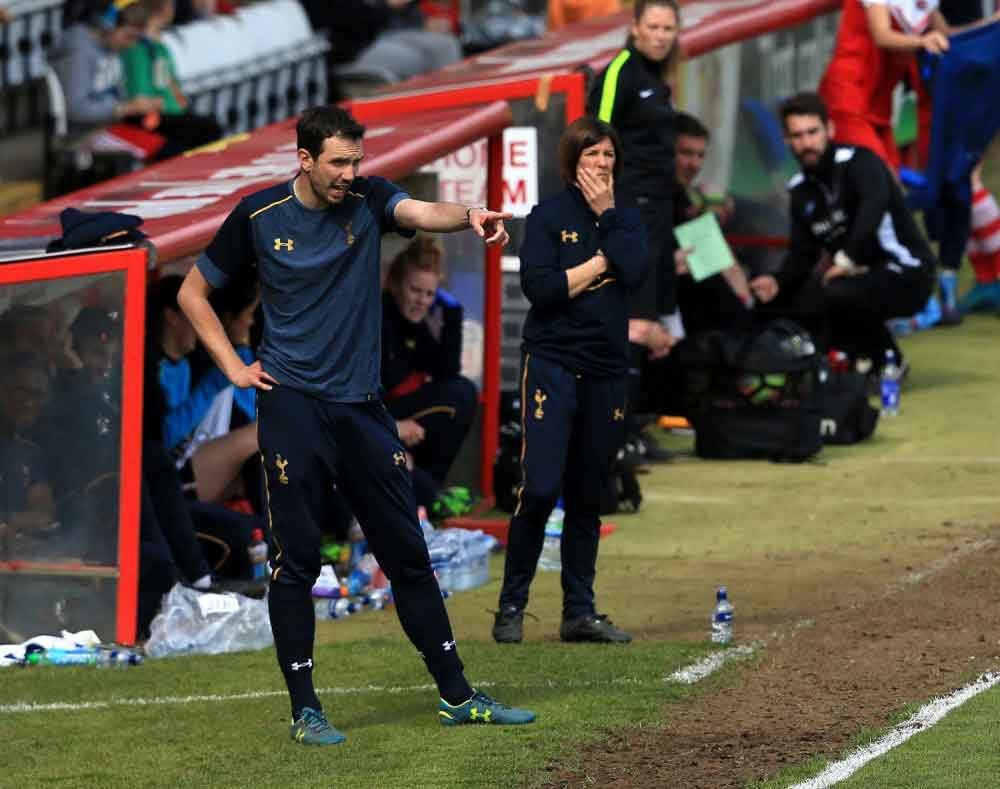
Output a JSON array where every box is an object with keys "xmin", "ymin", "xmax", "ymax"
[
  {"xmin": 560, "ymin": 613, "xmax": 632, "ymax": 644},
  {"xmin": 492, "ymin": 605, "xmax": 524, "ymax": 643}
]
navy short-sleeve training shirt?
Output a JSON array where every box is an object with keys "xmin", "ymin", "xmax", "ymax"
[{"xmin": 196, "ymin": 176, "xmax": 413, "ymax": 402}]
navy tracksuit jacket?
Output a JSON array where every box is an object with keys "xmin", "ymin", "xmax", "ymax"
[{"xmin": 499, "ymin": 185, "xmax": 648, "ymax": 618}]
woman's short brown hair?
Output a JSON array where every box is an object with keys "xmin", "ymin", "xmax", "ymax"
[
  {"xmin": 557, "ymin": 116, "xmax": 623, "ymax": 185},
  {"xmin": 385, "ymin": 235, "xmax": 444, "ymax": 291}
]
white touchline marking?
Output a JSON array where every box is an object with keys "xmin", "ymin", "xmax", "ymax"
[
  {"xmin": 0, "ymin": 655, "xmax": 757, "ymax": 716},
  {"xmin": 788, "ymin": 672, "xmax": 1000, "ymax": 789},
  {"xmin": 665, "ymin": 644, "xmax": 756, "ymax": 684},
  {"xmin": 885, "ymin": 538, "xmax": 995, "ymax": 594},
  {"xmin": 0, "ymin": 684, "xmax": 439, "ymax": 714},
  {"xmin": 5, "ymin": 545, "xmax": 991, "ymax": 716}
]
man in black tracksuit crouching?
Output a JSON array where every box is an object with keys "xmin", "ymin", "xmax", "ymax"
[
  {"xmin": 493, "ymin": 117, "xmax": 648, "ymax": 645},
  {"xmin": 750, "ymin": 92, "xmax": 936, "ymax": 370}
]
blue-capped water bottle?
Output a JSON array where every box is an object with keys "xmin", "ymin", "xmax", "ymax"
[
  {"xmin": 880, "ymin": 349, "xmax": 902, "ymax": 417},
  {"xmin": 711, "ymin": 587, "xmax": 733, "ymax": 644},
  {"xmin": 24, "ymin": 645, "xmax": 142, "ymax": 667},
  {"xmin": 537, "ymin": 500, "xmax": 564, "ymax": 571}
]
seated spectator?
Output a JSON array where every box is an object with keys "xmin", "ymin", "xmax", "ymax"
[
  {"xmin": 191, "ymin": 272, "xmax": 264, "ymax": 512},
  {"xmin": 145, "ymin": 275, "xmax": 259, "ymax": 505},
  {"xmin": 46, "ymin": 307, "xmax": 263, "ymax": 633},
  {"xmin": 304, "ymin": 0, "xmax": 462, "ymax": 84},
  {"xmin": 0, "ymin": 354, "xmax": 58, "ymax": 558},
  {"xmin": 39, "ymin": 308, "xmax": 124, "ymax": 529},
  {"xmin": 50, "ymin": 0, "xmax": 163, "ymax": 132},
  {"xmin": 671, "ymin": 111, "xmax": 754, "ymax": 336},
  {"xmin": 0, "ymin": 304, "xmax": 82, "ymax": 382},
  {"xmin": 140, "ymin": 440, "xmax": 267, "ymax": 637},
  {"xmin": 749, "ymin": 93, "xmax": 935, "ymax": 371},
  {"xmin": 381, "ymin": 236, "xmax": 478, "ymax": 518},
  {"xmin": 50, "ymin": 0, "xmax": 216, "ymax": 158},
  {"xmin": 547, "ymin": 0, "xmax": 621, "ymax": 30},
  {"xmin": 120, "ymin": 0, "xmax": 222, "ymax": 155}
]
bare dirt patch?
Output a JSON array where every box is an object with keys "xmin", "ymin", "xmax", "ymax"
[{"xmin": 542, "ymin": 531, "xmax": 1000, "ymax": 788}]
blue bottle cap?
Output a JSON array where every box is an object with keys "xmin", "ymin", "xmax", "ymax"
[{"xmin": 716, "ymin": 587, "xmax": 728, "ymax": 600}]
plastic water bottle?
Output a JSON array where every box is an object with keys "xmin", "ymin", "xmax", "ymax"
[
  {"xmin": 537, "ymin": 503, "xmax": 564, "ymax": 572},
  {"xmin": 24, "ymin": 645, "xmax": 142, "ymax": 667},
  {"xmin": 315, "ymin": 597, "xmax": 359, "ymax": 620},
  {"xmin": 248, "ymin": 528, "xmax": 268, "ymax": 580},
  {"xmin": 711, "ymin": 587, "xmax": 733, "ymax": 644},
  {"xmin": 880, "ymin": 349, "xmax": 902, "ymax": 417}
]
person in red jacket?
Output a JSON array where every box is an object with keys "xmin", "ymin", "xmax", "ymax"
[
  {"xmin": 820, "ymin": 0, "xmax": 1000, "ymax": 323},
  {"xmin": 819, "ymin": 0, "xmax": 951, "ymax": 171}
]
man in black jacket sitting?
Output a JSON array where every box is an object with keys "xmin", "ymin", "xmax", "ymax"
[{"xmin": 750, "ymin": 92, "xmax": 936, "ymax": 371}]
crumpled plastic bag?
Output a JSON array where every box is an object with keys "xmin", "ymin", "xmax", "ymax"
[{"xmin": 145, "ymin": 583, "xmax": 272, "ymax": 658}]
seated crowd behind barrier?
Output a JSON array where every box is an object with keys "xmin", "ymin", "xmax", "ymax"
[{"xmin": 2, "ymin": 0, "xmax": 331, "ymax": 196}]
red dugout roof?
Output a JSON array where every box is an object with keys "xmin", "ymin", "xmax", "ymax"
[
  {"xmin": 366, "ymin": 0, "xmax": 839, "ymax": 102},
  {"xmin": 0, "ymin": 101, "xmax": 512, "ymax": 262}
]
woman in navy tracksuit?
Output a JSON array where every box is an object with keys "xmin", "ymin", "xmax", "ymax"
[{"xmin": 493, "ymin": 117, "xmax": 648, "ymax": 645}]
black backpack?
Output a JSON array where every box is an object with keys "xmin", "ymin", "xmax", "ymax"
[{"xmin": 675, "ymin": 320, "xmax": 824, "ymax": 462}]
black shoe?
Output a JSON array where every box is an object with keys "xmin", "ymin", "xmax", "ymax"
[
  {"xmin": 560, "ymin": 613, "xmax": 632, "ymax": 643},
  {"xmin": 492, "ymin": 605, "xmax": 524, "ymax": 643}
]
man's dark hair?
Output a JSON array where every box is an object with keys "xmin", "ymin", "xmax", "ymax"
[
  {"xmin": 296, "ymin": 105, "xmax": 366, "ymax": 159},
  {"xmin": 674, "ymin": 111, "xmax": 709, "ymax": 141},
  {"xmin": 780, "ymin": 92, "xmax": 829, "ymax": 128},
  {"xmin": 558, "ymin": 116, "xmax": 623, "ymax": 185}
]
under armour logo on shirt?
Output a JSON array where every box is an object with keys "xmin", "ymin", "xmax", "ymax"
[
  {"xmin": 442, "ymin": 640, "xmax": 456, "ymax": 651},
  {"xmin": 639, "ymin": 88, "xmax": 655, "ymax": 98},
  {"xmin": 290, "ymin": 659, "xmax": 313, "ymax": 671}
]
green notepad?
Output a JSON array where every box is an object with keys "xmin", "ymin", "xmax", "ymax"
[{"xmin": 673, "ymin": 212, "xmax": 734, "ymax": 282}]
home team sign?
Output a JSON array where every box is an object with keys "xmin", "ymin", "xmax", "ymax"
[{"xmin": 423, "ymin": 127, "xmax": 538, "ymax": 218}]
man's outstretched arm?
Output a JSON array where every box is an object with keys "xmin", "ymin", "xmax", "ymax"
[{"xmin": 394, "ymin": 199, "xmax": 512, "ymax": 246}]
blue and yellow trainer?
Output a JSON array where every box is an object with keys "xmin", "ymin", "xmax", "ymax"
[
  {"xmin": 438, "ymin": 691, "xmax": 536, "ymax": 726},
  {"xmin": 289, "ymin": 707, "xmax": 346, "ymax": 746}
]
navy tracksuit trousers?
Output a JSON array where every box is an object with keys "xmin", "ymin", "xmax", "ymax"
[
  {"xmin": 256, "ymin": 385, "xmax": 464, "ymax": 699},
  {"xmin": 498, "ymin": 354, "xmax": 626, "ymax": 620}
]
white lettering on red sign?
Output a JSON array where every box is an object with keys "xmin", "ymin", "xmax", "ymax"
[{"xmin": 422, "ymin": 127, "xmax": 538, "ymax": 217}]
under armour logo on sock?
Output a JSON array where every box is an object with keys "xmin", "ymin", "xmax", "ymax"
[
  {"xmin": 442, "ymin": 640, "xmax": 456, "ymax": 651},
  {"xmin": 290, "ymin": 659, "xmax": 313, "ymax": 671}
]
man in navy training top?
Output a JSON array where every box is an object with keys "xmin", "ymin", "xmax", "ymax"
[{"xmin": 178, "ymin": 104, "xmax": 536, "ymax": 746}]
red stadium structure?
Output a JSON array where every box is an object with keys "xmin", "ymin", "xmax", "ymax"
[{"xmin": 0, "ymin": 246, "xmax": 147, "ymax": 644}]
